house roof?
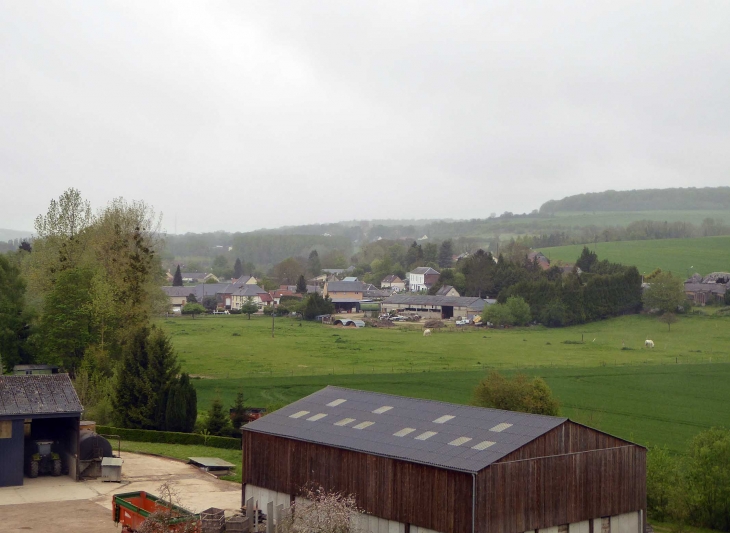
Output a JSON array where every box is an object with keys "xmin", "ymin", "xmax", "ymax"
[
  {"xmin": 435, "ymin": 285, "xmax": 459, "ymax": 296},
  {"xmin": 383, "ymin": 294, "xmax": 488, "ymax": 311},
  {"xmin": 326, "ymin": 281, "xmax": 366, "ymax": 292},
  {"xmin": 181, "ymin": 272, "xmax": 212, "ymax": 279},
  {"xmin": 684, "ymin": 283, "xmax": 727, "ymax": 294},
  {"xmin": 409, "ymin": 267, "xmax": 440, "ymax": 275},
  {"xmin": 331, "ymin": 298, "xmax": 362, "ymax": 304},
  {"xmin": 231, "ymin": 285, "xmax": 268, "ymax": 297},
  {"xmin": 382, "ymin": 275, "xmax": 403, "ymax": 284},
  {"xmin": 162, "ymin": 286, "xmax": 193, "ymax": 297},
  {"xmin": 234, "ymin": 275, "xmax": 255, "ymax": 285},
  {"xmin": 0, "ymin": 374, "xmax": 83, "ymax": 417},
  {"xmin": 244, "ymin": 386, "xmax": 566, "ymax": 474}
]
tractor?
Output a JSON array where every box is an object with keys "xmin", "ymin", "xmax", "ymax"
[{"xmin": 25, "ymin": 439, "xmax": 62, "ymax": 478}]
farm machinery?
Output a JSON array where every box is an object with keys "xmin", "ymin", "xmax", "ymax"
[{"xmin": 25, "ymin": 439, "xmax": 62, "ymax": 478}]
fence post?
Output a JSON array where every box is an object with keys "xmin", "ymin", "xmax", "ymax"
[
  {"xmin": 246, "ymin": 497, "xmax": 254, "ymax": 524},
  {"xmin": 267, "ymin": 501, "xmax": 274, "ymax": 533}
]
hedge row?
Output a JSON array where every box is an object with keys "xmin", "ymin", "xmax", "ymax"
[{"xmin": 97, "ymin": 426, "xmax": 241, "ymax": 450}]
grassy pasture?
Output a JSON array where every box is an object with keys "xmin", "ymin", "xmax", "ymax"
[
  {"xmin": 162, "ymin": 314, "xmax": 730, "ymax": 379},
  {"xmin": 192, "ymin": 363, "xmax": 730, "ymax": 454},
  {"xmin": 538, "ymin": 235, "xmax": 730, "ymax": 276}
]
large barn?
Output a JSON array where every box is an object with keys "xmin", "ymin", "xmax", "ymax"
[{"xmin": 242, "ymin": 387, "xmax": 645, "ymax": 533}]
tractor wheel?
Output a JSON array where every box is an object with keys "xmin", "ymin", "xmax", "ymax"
[
  {"xmin": 29, "ymin": 461, "xmax": 39, "ymax": 478},
  {"xmin": 52, "ymin": 459, "xmax": 62, "ymax": 476}
]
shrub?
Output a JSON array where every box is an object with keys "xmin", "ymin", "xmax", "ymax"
[{"xmin": 471, "ymin": 371, "xmax": 559, "ymax": 416}]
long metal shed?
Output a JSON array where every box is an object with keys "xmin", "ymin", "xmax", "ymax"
[{"xmin": 242, "ymin": 386, "xmax": 645, "ymax": 533}]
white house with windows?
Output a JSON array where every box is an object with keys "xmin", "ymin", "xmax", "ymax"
[{"xmin": 407, "ymin": 267, "xmax": 440, "ymax": 292}]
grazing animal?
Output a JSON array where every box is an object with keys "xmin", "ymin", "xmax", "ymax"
[
  {"xmin": 645, "ymin": 339, "xmax": 655, "ymax": 348},
  {"xmin": 423, "ymin": 329, "xmax": 432, "ymax": 337}
]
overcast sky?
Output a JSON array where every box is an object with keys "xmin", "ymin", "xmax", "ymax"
[{"xmin": 1, "ymin": 1, "xmax": 729, "ymax": 234}]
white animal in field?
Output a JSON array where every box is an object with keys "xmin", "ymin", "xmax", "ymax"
[
  {"xmin": 423, "ymin": 329, "xmax": 432, "ymax": 337},
  {"xmin": 645, "ymin": 339, "xmax": 655, "ymax": 348}
]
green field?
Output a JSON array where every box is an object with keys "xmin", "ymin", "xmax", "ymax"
[
  {"xmin": 163, "ymin": 314, "xmax": 730, "ymax": 378},
  {"xmin": 162, "ymin": 313, "xmax": 730, "ymax": 453},
  {"xmin": 539, "ymin": 235, "xmax": 730, "ymax": 276}
]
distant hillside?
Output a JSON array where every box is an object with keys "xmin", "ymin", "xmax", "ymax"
[
  {"xmin": 539, "ymin": 235, "xmax": 730, "ymax": 277},
  {"xmin": 0, "ymin": 228, "xmax": 33, "ymax": 241},
  {"xmin": 540, "ymin": 187, "xmax": 730, "ymax": 214}
]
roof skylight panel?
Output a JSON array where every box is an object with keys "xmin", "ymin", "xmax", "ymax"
[
  {"xmin": 353, "ymin": 421, "xmax": 374, "ymax": 430},
  {"xmin": 433, "ymin": 415, "xmax": 455, "ymax": 424},
  {"xmin": 372, "ymin": 406, "xmax": 393, "ymax": 414},
  {"xmin": 472, "ymin": 440, "xmax": 496, "ymax": 450},
  {"xmin": 448, "ymin": 437, "xmax": 472, "ymax": 446},
  {"xmin": 393, "ymin": 427, "xmax": 416, "ymax": 437},
  {"xmin": 307, "ymin": 413, "xmax": 328, "ymax": 421},
  {"xmin": 327, "ymin": 399, "xmax": 347, "ymax": 407},
  {"xmin": 415, "ymin": 431, "xmax": 438, "ymax": 441},
  {"xmin": 334, "ymin": 418, "xmax": 356, "ymax": 426},
  {"xmin": 289, "ymin": 410, "xmax": 310, "ymax": 419},
  {"xmin": 489, "ymin": 422, "xmax": 513, "ymax": 432}
]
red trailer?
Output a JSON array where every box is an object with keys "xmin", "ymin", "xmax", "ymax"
[{"xmin": 112, "ymin": 491, "xmax": 200, "ymax": 532}]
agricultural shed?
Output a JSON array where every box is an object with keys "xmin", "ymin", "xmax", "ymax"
[
  {"xmin": 381, "ymin": 294, "xmax": 489, "ymax": 320},
  {"xmin": 242, "ymin": 386, "xmax": 645, "ymax": 533},
  {"xmin": 0, "ymin": 374, "xmax": 83, "ymax": 487}
]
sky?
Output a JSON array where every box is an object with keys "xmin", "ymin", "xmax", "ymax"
[{"xmin": 1, "ymin": 1, "xmax": 729, "ymax": 234}]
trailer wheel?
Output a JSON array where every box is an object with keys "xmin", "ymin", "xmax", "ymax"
[
  {"xmin": 29, "ymin": 461, "xmax": 39, "ymax": 478},
  {"xmin": 52, "ymin": 459, "xmax": 62, "ymax": 476}
]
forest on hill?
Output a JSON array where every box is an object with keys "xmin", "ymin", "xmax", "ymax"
[{"xmin": 540, "ymin": 186, "xmax": 730, "ymax": 214}]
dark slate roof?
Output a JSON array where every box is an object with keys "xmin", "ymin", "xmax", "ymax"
[
  {"xmin": 326, "ymin": 281, "xmax": 366, "ymax": 292},
  {"xmin": 383, "ymin": 294, "xmax": 487, "ymax": 311},
  {"xmin": 231, "ymin": 284, "xmax": 268, "ymax": 297},
  {"xmin": 244, "ymin": 387, "xmax": 566, "ymax": 473},
  {"xmin": 435, "ymin": 285, "xmax": 459, "ymax": 296},
  {"xmin": 410, "ymin": 267, "xmax": 440, "ymax": 275},
  {"xmin": 0, "ymin": 375, "xmax": 83, "ymax": 417},
  {"xmin": 161, "ymin": 286, "xmax": 193, "ymax": 297}
]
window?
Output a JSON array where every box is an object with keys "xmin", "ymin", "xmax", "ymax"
[{"xmin": 0, "ymin": 420, "xmax": 12, "ymax": 439}]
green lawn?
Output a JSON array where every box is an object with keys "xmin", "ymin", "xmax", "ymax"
[
  {"xmin": 163, "ymin": 313, "xmax": 730, "ymax": 379},
  {"xmin": 191, "ymin": 363, "xmax": 730, "ymax": 455},
  {"xmin": 538, "ymin": 235, "xmax": 730, "ymax": 276},
  {"xmin": 120, "ymin": 440, "xmax": 242, "ymax": 483}
]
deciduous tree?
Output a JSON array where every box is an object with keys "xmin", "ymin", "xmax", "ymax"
[
  {"xmin": 643, "ymin": 272, "xmax": 685, "ymax": 313},
  {"xmin": 472, "ymin": 371, "xmax": 559, "ymax": 416}
]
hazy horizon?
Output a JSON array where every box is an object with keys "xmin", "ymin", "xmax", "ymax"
[{"xmin": 3, "ymin": 2, "xmax": 729, "ymax": 234}]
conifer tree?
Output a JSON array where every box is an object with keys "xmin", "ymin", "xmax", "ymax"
[
  {"xmin": 164, "ymin": 373, "xmax": 197, "ymax": 433},
  {"xmin": 147, "ymin": 327, "xmax": 180, "ymax": 430},
  {"xmin": 233, "ymin": 258, "xmax": 243, "ymax": 279},
  {"xmin": 307, "ymin": 250, "xmax": 321, "ymax": 276},
  {"xmin": 113, "ymin": 328, "xmax": 154, "ymax": 429},
  {"xmin": 438, "ymin": 240, "xmax": 454, "ymax": 268},
  {"xmin": 296, "ymin": 274, "xmax": 307, "ymax": 294},
  {"xmin": 172, "ymin": 265, "xmax": 183, "ymax": 286},
  {"xmin": 231, "ymin": 392, "xmax": 246, "ymax": 429},
  {"xmin": 206, "ymin": 396, "xmax": 230, "ymax": 436}
]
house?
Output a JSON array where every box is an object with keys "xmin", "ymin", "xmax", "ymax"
[
  {"xmin": 234, "ymin": 275, "xmax": 259, "ymax": 286},
  {"xmin": 527, "ymin": 251, "xmax": 551, "ymax": 270},
  {"xmin": 323, "ymin": 280, "xmax": 366, "ymax": 300},
  {"xmin": 13, "ymin": 364, "xmax": 59, "ymax": 375},
  {"xmin": 407, "ymin": 267, "xmax": 440, "ymax": 292},
  {"xmin": 381, "ymin": 274, "xmax": 406, "ymax": 292},
  {"xmin": 0, "ymin": 374, "xmax": 83, "ymax": 487},
  {"xmin": 270, "ymin": 288, "xmax": 304, "ymax": 305},
  {"xmin": 331, "ymin": 298, "xmax": 361, "ymax": 314},
  {"xmin": 181, "ymin": 272, "xmax": 219, "ymax": 284},
  {"xmin": 230, "ymin": 284, "xmax": 271, "ymax": 311},
  {"xmin": 242, "ymin": 386, "xmax": 646, "ymax": 533},
  {"xmin": 684, "ymin": 272, "xmax": 730, "ymax": 305},
  {"xmin": 161, "ymin": 286, "xmax": 193, "ymax": 313},
  {"xmin": 435, "ymin": 285, "xmax": 460, "ymax": 297},
  {"xmin": 381, "ymin": 294, "xmax": 489, "ymax": 320}
]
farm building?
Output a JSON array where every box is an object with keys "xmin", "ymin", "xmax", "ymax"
[
  {"xmin": 242, "ymin": 387, "xmax": 646, "ymax": 533},
  {"xmin": 381, "ymin": 294, "xmax": 488, "ymax": 319},
  {"xmin": 0, "ymin": 374, "xmax": 83, "ymax": 487}
]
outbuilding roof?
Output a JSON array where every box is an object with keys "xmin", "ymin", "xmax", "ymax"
[
  {"xmin": 382, "ymin": 294, "xmax": 488, "ymax": 311},
  {"xmin": 326, "ymin": 281, "xmax": 366, "ymax": 292},
  {"xmin": 409, "ymin": 267, "xmax": 440, "ymax": 275},
  {"xmin": 244, "ymin": 386, "xmax": 566, "ymax": 473},
  {"xmin": 0, "ymin": 374, "xmax": 83, "ymax": 417}
]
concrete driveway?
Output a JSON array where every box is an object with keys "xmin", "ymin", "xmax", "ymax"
[{"xmin": 0, "ymin": 452, "xmax": 242, "ymax": 532}]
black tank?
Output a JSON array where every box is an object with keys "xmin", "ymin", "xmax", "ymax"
[{"xmin": 78, "ymin": 432, "xmax": 113, "ymax": 460}]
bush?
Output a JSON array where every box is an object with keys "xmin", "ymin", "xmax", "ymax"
[
  {"xmin": 96, "ymin": 425, "xmax": 240, "ymax": 449},
  {"xmin": 471, "ymin": 371, "xmax": 559, "ymax": 416}
]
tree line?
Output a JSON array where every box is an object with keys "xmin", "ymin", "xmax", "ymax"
[{"xmin": 0, "ymin": 189, "xmax": 196, "ymax": 431}]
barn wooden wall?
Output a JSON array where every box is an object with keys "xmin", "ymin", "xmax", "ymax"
[
  {"xmin": 243, "ymin": 431, "xmax": 474, "ymax": 533},
  {"xmin": 476, "ymin": 446, "xmax": 646, "ymax": 533},
  {"xmin": 496, "ymin": 421, "xmax": 631, "ymax": 463}
]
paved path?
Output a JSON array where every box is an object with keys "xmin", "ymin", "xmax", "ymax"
[{"xmin": 0, "ymin": 452, "xmax": 242, "ymax": 531}]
